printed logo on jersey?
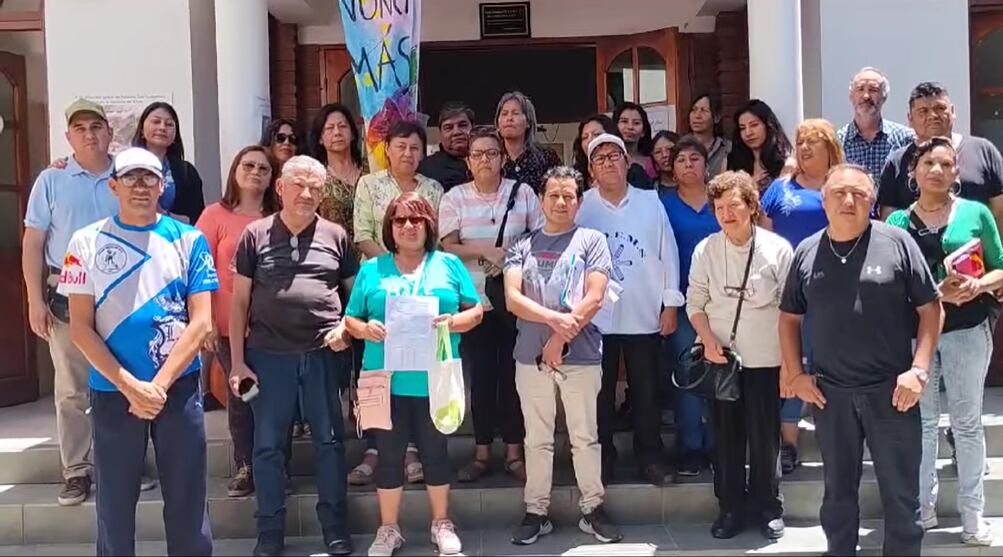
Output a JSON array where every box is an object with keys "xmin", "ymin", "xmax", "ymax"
[
  {"xmin": 604, "ymin": 231, "xmax": 646, "ymax": 283},
  {"xmin": 59, "ymin": 252, "xmax": 87, "ymax": 285},
  {"xmin": 193, "ymin": 251, "xmax": 219, "ymax": 287},
  {"xmin": 149, "ymin": 293, "xmax": 188, "ymax": 369},
  {"xmin": 95, "ymin": 244, "xmax": 128, "ymax": 274}
]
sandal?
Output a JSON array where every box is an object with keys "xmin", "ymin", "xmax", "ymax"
[
  {"xmin": 505, "ymin": 458, "xmax": 527, "ymax": 482},
  {"xmin": 405, "ymin": 446, "xmax": 424, "ymax": 484},
  {"xmin": 348, "ymin": 449, "xmax": 377, "ymax": 486},
  {"xmin": 457, "ymin": 458, "xmax": 491, "ymax": 483}
]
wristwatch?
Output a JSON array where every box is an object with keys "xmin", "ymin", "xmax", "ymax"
[{"xmin": 911, "ymin": 367, "xmax": 929, "ymax": 383}]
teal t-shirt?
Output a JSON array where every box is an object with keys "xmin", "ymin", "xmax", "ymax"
[{"xmin": 345, "ymin": 250, "xmax": 480, "ymax": 397}]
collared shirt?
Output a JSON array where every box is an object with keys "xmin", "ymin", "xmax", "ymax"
[
  {"xmin": 24, "ymin": 156, "xmax": 119, "ymax": 269},
  {"xmin": 503, "ymin": 144, "xmax": 562, "ymax": 193},
  {"xmin": 836, "ymin": 118, "xmax": 915, "ymax": 181},
  {"xmin": 353, "ymin": 169, "xmax": 443, "ymax": 250},
  {"xmin": 417, "ymin": 148, "xmax": 471, "ymax": 192}
]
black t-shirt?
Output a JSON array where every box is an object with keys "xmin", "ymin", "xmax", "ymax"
[
  {"xmin": 417, "ymin": 149, "xmax": 471, "ymax": 192},
  {"xmin": 878, "ymin": 135, "xmax": 1003, "ymax": 210},
  {"xmin": 780, "ymin": 221, "xmax": 939, "ymax": 388}
]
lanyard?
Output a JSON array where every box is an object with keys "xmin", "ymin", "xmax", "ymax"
[{"xmin": 401, "ymin": 253, "xmax": 430, "ymax": 297}]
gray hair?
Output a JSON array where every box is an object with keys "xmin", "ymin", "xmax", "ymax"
[
  {"xmin": 823, "ymin": 163, "xmax": 876, "ymax": 192},
  {"xmin": 495, "ymin": 91, "xmax": 539, "ymax": 147},
  {"xmin": 280, "ymin": 155, "xmax": 326, "ymax": 182},
  {"xmin": 849, "ymin": 66, "xmax": 890, "ymax": 97},
  {"xmin": 540, "ymin": 165, "xmax": 585, "ymax": 196}
]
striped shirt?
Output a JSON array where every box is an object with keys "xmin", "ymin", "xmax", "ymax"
[{"xmin": 438, "ymin": 179, "xmax": 544, "ymax": 308}]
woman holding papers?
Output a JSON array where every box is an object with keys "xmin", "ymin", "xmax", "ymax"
[
  {"xmin": 439, "ymin": 125, "xmax": 544, "ymax": 483},
  {"xmin": 344, "ymin": 192, "xmax": 482, "ymax": 557},
  {"xmin": 503, "ymin": 166, "xmax": 623, "ymax": 546},
  {"xmin": 686, "ymin": 171, "xmax": 792, "ymax": 540},
  {"xmin": 885, "ymin": 137, "xmax": 1003, "ymax": 546}
]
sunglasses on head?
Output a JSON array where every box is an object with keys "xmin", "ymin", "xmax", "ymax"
[{"xmin": 274, "ymin": 132, "xmax": 297, "ymax": 145}]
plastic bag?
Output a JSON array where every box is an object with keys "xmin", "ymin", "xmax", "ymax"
[{"xmin": 427, "ymin": 322, "xmax": 466, "ymax": 434}]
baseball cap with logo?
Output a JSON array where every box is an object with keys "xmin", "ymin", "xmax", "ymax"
[
  {"xmin": 65, "ymin": 99, "xmax": 108, "ymax": 125},
  {"xmin": 586, "ymin": 133, "xmax": 628, "ymax": 160},
  {"xmin": 114, "ymin": 147, "xmax": 163, "ymax": 179}
]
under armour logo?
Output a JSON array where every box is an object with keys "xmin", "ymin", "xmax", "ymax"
[{"xmin": 866, "ymin": 265, "xmax": 882, "ymax": 276}]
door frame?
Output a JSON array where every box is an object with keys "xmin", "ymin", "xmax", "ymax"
[{"xmin": 0, "ymin": 51, "xmax": 38, "ymax": 406}]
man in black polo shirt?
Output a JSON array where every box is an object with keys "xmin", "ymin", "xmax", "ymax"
[
  {"xmin": 877, "ymin": 82, "xmax": 1003, "ymax": 234},
  {"xmin": 418, "ymin": 102, "xmax": 474, "ymax": 191},
  {"xmin": 780, "ymin": 164, "xmax": 942, "ymax": 556}
]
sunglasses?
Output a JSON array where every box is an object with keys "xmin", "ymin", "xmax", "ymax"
[
  {"xmin": 274, "ymin": 132, "xmax": 297, "ymax": 145},
  {"xmin": 290, "ymin": 235, "xmax": 301, "ymax": 262},
  {"xmin": 391, "ymin": 216, "xmax": 425, "ymax": 228}
]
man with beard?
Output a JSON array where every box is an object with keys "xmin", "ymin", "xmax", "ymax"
[
  {"xmin": 836, "ymin": 67, "xmax": 914, "ymax": 183},
  {"xmin": 878, "ymin": 82, "xmax": 1003, "ymax": 230},
  {"xmin": 418, "ymin": 102, "xmax": 474, "ymax": 191}
]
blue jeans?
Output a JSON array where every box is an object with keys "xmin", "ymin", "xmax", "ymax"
[
  {"xmin": 664, "ymin": 311, "xmax": 713, "ymax": 456},
  {"xmin": 919, "ymin": 319, "xmax": 993, "ymax": 533},
  {"xmin": 247, "ymin": 347, "xmax": 349, "ymax": 537},
  {"xmin": 92, "ymin": 372, "xmax": 212, "ymax": 556}
]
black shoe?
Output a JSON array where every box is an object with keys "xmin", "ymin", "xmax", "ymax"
[
  {"xmin": 579, "ymin": 506, "xmax": 623, "ymax": 543},
  {"xmin": 640, "ymin": 463, "xmax": 668, "ymax": 487},
  {"xmin": 323, "ymin": 529, "xmax": 354, "ymax": 555},
  {"xmin": 762, "ymin": 517, "xmax": 785, "ymax": 540},
  {"xmin": 252, "ymin": 532, "xmax": 284, "ymax": 557},
  {"xmin": 711, "ymin": 512, "xmax": 743, "ymax": 539},
  {"xmin": 780, "ymin": 444, "xmax": 800, "ymax": 475},
  {"xmin": 675, "ymin": 453, "xmax": 702, "ymax": 478},
  {"xmin": 511, "ymin": 513, "xmax": 553, "ymax": 545}
]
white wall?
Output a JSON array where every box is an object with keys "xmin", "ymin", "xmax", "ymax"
[
  {"xmin": 300, "ymin": 0, "xmax": 705, "ymax": 44},
  {"xmin": 815, "ymin": 0, "xmax": 970, "ymax": 133}
]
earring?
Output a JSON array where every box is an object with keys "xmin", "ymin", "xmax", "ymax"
[
  {"xmin": 951, "ymin": 180, "xmax": 961, "ymax": 196},
  {"xmin": 908, "ymin": 176, "xmax": 918, "ymax": 194}
]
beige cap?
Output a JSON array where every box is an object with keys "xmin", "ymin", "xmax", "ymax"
[{"xmin": 65, "ymin": 99, "xmax": 107, "ymax": 125}]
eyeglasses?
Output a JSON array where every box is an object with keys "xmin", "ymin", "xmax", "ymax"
[
  {"xmin": 240, "ymin": 161, "xmax": 272, "ymax": 175},
  {"xmin": 469, "ymin": 149, "xmax": 501, "ymax": 161},
  {"xmin": 724, "ymin": 285, "xmax": 755, "ymax": 298},
  {"xmin": 391, "ymin": 216, "xmax": 425, "ymax": 228},
  {"xmin": 274, "ymin": 133, "xmax": 297, "ymax": 144},
  {"xmin": 118, "ymin": 173, "xmax": 161, "ymax": 188},
  {"xmin": 590, "ymin": 151, "xmax": 624, "ymax": 166}
]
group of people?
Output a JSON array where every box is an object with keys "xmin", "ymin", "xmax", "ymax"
[{"xmin": 21, "ymin": 64, "xmax": 1003, "ymax": 557}]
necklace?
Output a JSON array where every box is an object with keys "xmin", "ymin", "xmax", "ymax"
[
  {"xmin": 917, "ymin": 198, "xmax": 950, "ymax": 212},
  {"xmin": 472, "ymin": 181, "xmax": 504, "ymax": 223},
  {"xmin": 827, "ymin": 232, "xmax": 864, "ymax": 264}
]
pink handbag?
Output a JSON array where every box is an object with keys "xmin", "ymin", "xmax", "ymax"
[{"xmin": 353, "ymin": 371, "xmax": 392, "ymax": 437}]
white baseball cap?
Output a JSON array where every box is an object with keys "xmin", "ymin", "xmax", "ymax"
[
  {"xmin": 586, "ymin": 133, "xmax": 628, "ymax": 160},
  {"xmin": 114, "ymin": 147, "xmax": 163, "ymax": 179}
]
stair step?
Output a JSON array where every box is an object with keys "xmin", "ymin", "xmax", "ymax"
[
  {"xmin": 0, "ymin": 519, "xmax": 1001, "ymax": 556},
  {"xmin": 1, "ymin": 458, "xmax": 1002, "ymax": 545}
]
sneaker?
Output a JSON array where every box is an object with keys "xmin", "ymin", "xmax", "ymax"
[
  {"xmin": 511, "ymin": 513, "xmax": 554, "ymax": 545},
  {"xmin": 368, "ymin": 524, "xmax": 404, "ymax": 557},
  {"xmin": 578, "ymin": 506, "xmax": 623, "ymax": 544},
  {"xmin": 139, "ymin": 474, "xmax": 157, "ymax": 492},
  {"xmin": 323, "ymin": 528, "xmax": 354, "ymax": 556},
  {"xmin": 227, "ymin": 464, "xmax": 255, "ymax": 497},
  {"xmin": 961, "ymin": 528, "xmax": 993, "ymax": 546},
  {"xmin": 920, "ymin": 505, "xmax": 938, "ymax": 530},
  {"xmin": 675, "ymin": 453, "xmax": 702, "ymax": 478},
  {"xmin": 780, "ymin": 444, "xmax": 800, "ymax": 475},
  {"xmin": 431, "ymin": 519, "xmax": 462, "ymax": 555},
  {"xmin": 58, "ymin": 476, "xmax": 91, "ymax": 506}
]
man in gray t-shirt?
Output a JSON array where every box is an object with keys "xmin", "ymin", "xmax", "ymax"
[{"xmin": 502, "ymin": 166, "xmax": 621, "ymax": 546}]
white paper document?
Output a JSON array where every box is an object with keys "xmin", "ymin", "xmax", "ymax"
[
  {"xmin": 593, "ymin": 281, "xmax": 623, "ymax": 334},
  {"xmin": 384, "ymin": 295, "xmax": 439, "ymax": 372}
]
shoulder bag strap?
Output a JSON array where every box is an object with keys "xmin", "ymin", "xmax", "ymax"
[
  {"xmin": 728, "ymin": 229, "xmax": 756, "ymax": 348},
  {"xmin": 494, "ymin": 181, "xmax": 523, "ymax": 248}
]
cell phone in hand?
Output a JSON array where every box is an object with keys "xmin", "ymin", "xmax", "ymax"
[{"xmin": 238, "ymin": 378, "xmax": 259, "ymax": 403}]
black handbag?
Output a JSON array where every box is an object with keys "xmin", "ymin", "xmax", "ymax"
[
  {"xmin": 671, "ymin": 232, "xmax": 756, "ymax": 402},
  {"xmin": 483, "ymin": 182, "xmax": 524, "ymax": 328}
]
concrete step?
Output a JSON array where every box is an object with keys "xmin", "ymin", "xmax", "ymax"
[
  {"xmin": 2, "ymin": 411, "xmax": 1000, "ymax": 485},
  {"xmin": 1, "ymin": 457, "xmax": 1001, "ymax": 545},
  {"xmin": 0, "ymin": 519, "xmax": 1001, "ymax": 556}
]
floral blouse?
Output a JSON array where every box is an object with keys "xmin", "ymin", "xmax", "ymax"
[
  {"xmin": 318, "ymin": 173, "xmax": 359, "ymax": 243},
  {"xmin": 503, "ymin": 144, "xmax": 562, "ymax": 194},
  {"xmin": 353, "ymin": 169, "xmax": 443, "ymax": 250}
]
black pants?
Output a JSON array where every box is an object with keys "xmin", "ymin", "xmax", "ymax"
[
  {"xmin": 599, "ymin": 333, "xmax": 664, "ymax": 467},
  {"xmin": 814, "ymin": 378, "xmax": 923, "ymax": 556},
  {"xmin": 373, "ymin": 395, "xmax": 451, "ymax": 489},
  {"xmin": 463, "ymin": 311, "xmax": 523, "ymax": 445},
  {"xmin": 711, "ymin": 366, "xmax": 783, "ymax": 519}
]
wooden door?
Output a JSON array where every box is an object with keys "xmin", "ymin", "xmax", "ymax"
[
  {"xmin": 320, "ymin": 47, "xmax": 363, "ymax": 120},
  {"xmin": 0, "ymin": 52, "xmax": 37, "ymax": 406}
]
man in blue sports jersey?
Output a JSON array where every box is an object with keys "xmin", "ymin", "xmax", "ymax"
[{"xmin": 59, "ymin": 147, "xmax": 218, "ymax": 556}]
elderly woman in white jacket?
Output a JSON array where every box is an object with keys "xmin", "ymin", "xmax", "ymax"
[{"xmin": 686, "ymin": 171, "xmax": 793, "ymax": 542}]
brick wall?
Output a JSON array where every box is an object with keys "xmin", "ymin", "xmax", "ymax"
[
  {"xmin": 268, "ymin": 16, "xmax": 299, "ymax": 121},
  {"xmin": 714, "ymin": 9, "xmax": 749, "ymax": 138},
  {"xmin": 296, "ymin": 44, "xmax": 323, "ymax": 127}
]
